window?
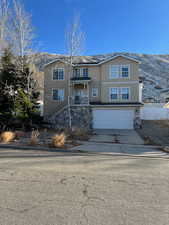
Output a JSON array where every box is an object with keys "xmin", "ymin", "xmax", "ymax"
[
  {"xmin": 92, "ymin": 88, "xmax": 98, "ymax": 97},
  {"xmin": 110, "ymin": 65, "xmax": 119, "ymax": 79},
  {"xmin": 110, "ymin": 88, "xmax": 118, "ymax": 100},
  {"xmin": 53, "ymin": 89, "xmax": 64, "ymax": 101},
  {"xmin": 121, "ymin": 65, "xmax": 129, "ymax": 78},
  {"xmin": 109, "ymin": 65, "xmax": 130, "ymax": 79},
  {"xmin": 74, "ymin": 68, "xmax": 80, "ymax": 77},
  {"xmin": 121, "ymin": 88, "xmax": 129, "ymax": 100},
  {"xmin": 74, "ymin": 68, "xmax": 88, "ymax": 77},
  {"xmin": 83, "ymin": 68, "xmax": 88, "ymax": 77},
  {"xmin": 53, "ymin": 68, "xmax": 64, "ymax": 80}
]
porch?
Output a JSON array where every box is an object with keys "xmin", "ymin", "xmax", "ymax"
[{"xmin": 70, "ymin": 82, "xmax": 90, "ymax": 105}]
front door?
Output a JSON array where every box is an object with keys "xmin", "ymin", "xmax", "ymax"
[
  {"xmin": 74, "ymin": 89, "xmax": 86, "ymax": 104},
  {"xmin": 75, "ymin": 89, "xmax": 85, "ymax": 97}
]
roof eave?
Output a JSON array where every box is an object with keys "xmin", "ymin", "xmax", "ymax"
[
  {"xmin": 97, "ymin": 54, "xmax": 141, "ymax": 65},
  {"xmin": 43, "ymin": 59, "xmax": 72, "ymax": 69}
]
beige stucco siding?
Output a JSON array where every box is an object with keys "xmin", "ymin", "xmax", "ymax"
[{"xmin": 44, "ymin": 62, "xmax": 69, "ymax": 117}]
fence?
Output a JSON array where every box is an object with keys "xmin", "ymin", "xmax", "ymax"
[{"xmin": 140, "ymin": 103, "xmax": 169, "ymax": 120}]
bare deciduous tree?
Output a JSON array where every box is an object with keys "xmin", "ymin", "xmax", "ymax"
[
  {"xmin": 8, "ymin": 0, "xmax": 36, "ymax": 94},
  {"xmin": 65, "ymin": 15, "xmax": 85, "ymax": 128},
  {"xmin": 10, "ymin": 0, "xmax": 34, "ymax": 59},
  {"xmin": 66, "ymin": 15, "xmax": 85, "ymax": 60},
  {"xmin": 0, "ymin": 0, "xmax": 10, "ymax": 52}
]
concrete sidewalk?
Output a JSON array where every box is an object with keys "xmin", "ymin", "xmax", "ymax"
[{"xmin": 71, "ymin": 141, "xmax": 166, "ymax": 157}]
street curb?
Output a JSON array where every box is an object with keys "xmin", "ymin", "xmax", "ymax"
[{"xmin": 0, "ymin": 144, "xmax": 85, "ymax": 153}]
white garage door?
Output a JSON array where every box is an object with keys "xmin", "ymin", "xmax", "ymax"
[{"xmin": 93, "ymin": 109, "xmax": 134, "ymax": 129}]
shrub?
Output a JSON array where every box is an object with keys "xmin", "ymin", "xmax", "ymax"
[
  {"xmin": 0, "ymin": 131, "xmax": 16, "ymax": 143},
  {"xmin": 52, "ymin": 133, "xmax": 66, "ymax": 148},
  {"xmin": 29, "ymin": 130, "xmax": 40, "ymax": 146}
]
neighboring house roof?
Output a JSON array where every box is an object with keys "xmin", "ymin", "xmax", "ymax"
[{"xmin": 43, "ymin": 54, "xmax": 141, "ymax": 68}]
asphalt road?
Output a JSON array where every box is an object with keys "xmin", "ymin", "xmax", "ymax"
[{"xmin": 0, "ymin": 148, "xmax": 169, "ymax": 225}]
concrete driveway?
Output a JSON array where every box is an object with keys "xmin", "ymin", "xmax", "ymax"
[
  {"xmin": 91, "ymin": 129, "xmax": 144, "ymax": 145},
  {"xmin": 71, "ymin": 129, "xmax": 164, "ymax": 156}
]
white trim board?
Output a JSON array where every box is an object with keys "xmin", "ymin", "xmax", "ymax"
[
  {"xmin": 43, "ymin": 54, "xmax": 141, "ymax": 68},
  {"xmin": 103, "ymin": 81, "xmax": 139, "ymax": 84}
]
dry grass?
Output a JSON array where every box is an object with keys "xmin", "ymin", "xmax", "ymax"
[
  {"xmin": 29, "ymin": 130, "xmax": 40, "ymax": 146},
  {"xmin": 52, "ymin": 133, "xmax": 66, "ymax": 148},
  {"xmin": 153, "ymin": 120, "xmax": 169, "ymax": 128},
  {"xmin": 0, "ymin": 131, "xmax": 16, "ymax": 143}
]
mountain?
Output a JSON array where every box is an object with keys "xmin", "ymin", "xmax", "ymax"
[{"xmin": 34, "ymin": 52, "xmax": 169, "ymax": 102}]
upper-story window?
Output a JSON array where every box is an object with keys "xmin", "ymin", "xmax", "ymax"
[
  {"xmin": 110, "ymin": 66, "xmax": 119, "ymax": 79},
  {"xmin": 83, "ymin": 68, "xmax": 88, "ymax": 77},
  {"xmin": 121, "ymin": 65, "xmax": 129, "ymax": 78},
  {"xmin": 110, "ymin": 88, "xmax": 118, "ymax": 100},
  {"xmin": 121, "ymin": 87, "xmax": 129, "ymax": 100},
  {"xmin": 74, "ymin": 68, "xmax": 80, "ymax": 77},
  {"xmin": 74, "ymin": 68, "xmax": 88, "ymax": 77},
  {"xmin": 53, "ymin": 68, "xmax": 64, "ymax": 80},
  {"xmin": 109, "ymin": 65, "xmax": 130, "ymax": 79}
]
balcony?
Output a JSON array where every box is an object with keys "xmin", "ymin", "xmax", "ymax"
[{"xmin": 71, "ymin": 76, "xmax": 91, "ymax": 82}]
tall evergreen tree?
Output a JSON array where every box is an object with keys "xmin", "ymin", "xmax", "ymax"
[
  {"xmin": 0, "ymin": 47, "xmax": 17, "ymax": 118},
  {"xmin": 0, "ymin": 47, "xmax": 40, "ymax": 130}
]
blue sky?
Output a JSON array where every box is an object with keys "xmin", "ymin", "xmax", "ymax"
[{"xmin": 23, "ymin": 0, "xmax": 169, "ymax": 55}]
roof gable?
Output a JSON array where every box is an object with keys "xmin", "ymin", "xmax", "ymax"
[
  {"xmin": 97, "ymin": 54, "xmax": 140, "ymax": 65},
  {"xmin": 43, "ymin": 59, "xmax": 70, "ymax": 68}
]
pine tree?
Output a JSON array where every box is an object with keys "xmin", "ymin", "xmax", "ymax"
[
  {"xmin": 15, "ymin": 58, "xmax": 40, "ymax": 126},
  {"xmin": 0, "ymin": 48, "xmax": 40, "ymax": 130},
  {"xmin": 0, "ymin": 47, "xmax": 17, "ymax": 121}
]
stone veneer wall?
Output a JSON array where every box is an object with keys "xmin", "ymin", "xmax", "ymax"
[{"xmin": 46, "ymin": 106, "xmax": 93, "ymax": 130}]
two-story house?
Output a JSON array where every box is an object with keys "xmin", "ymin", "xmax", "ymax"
[{"xmin": 43, "ymin": 54, "xmax": 143, "ymax": 129}]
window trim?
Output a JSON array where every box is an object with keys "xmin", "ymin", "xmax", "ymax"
[
  {"xmin": 109, "ymin": 64, "xmax": 130, "ymax": 79},
  {"xmin": 74, "ymin": 68, "xmax": 89, "ymax": 78},
  {"xmin": 109, "ymin": 87, "xmax": 130, "ymax": 101},
  {"xmin": 120, "ymin": 87, "xmax": 130, "ymax": 100},
  {"xmin": 52, "ymin": 88, "xmax": 65, "ymax": 101},
  {"xmin": 52, "ymin": 68, "xmax": 65, "ymax": 80},
  {"xmin": 109, "ymin": 65, "xmax": 119, "ymax": 79},
  {"xmin": 92, "ymin": 87, "xmax": 98, "ymax": 97},
  {"xmin": 120, "ymin": 65, "xmax": 130, "ymax": 78},
  {"xmin": 109, "ymin": 87, "xmax": 119, "ymax": 101}
]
